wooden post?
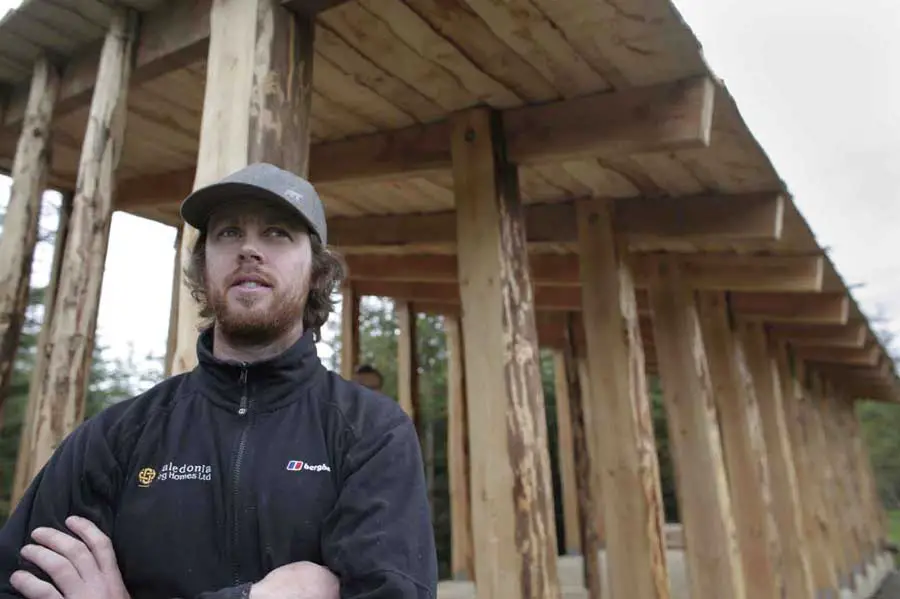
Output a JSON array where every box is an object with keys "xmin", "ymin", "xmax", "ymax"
[
  {"xmin": 775, "ymin": 345, "xmax": 840, "ymax": 595},
  {"xmin": 164, "ymin": 227, "xmax": 183, "ymax": 378},
  {"xmin": 694, "ymin": 292, "xmax": 783, "ymax": 599},
  {"xmin": 843, "ymin": 400, "xmax": 888, "ymax": 561},
  {"xmin": 10, "ymin": 191, "xmax": 72, "ymax": 509},
  {"xmin": 171, "ymin": 0, "xmax": 316, "ymax": 375},
  {"xmin": 552, "ymin": 349, "xmax": 581, "ymax": 556},
  {"xmin": 445, "ymin": 314, "xmax": 474, "ymax": 581},
  {"xmin": 0, "ymin": 55, "xmax": 60, "ymax": 414},
  {"xmin": 575, "ymin": 198, "xmax": 669, "ymax": 599},
  {"xmin": 576, "ymin": 357, "xmax": 604, "ymax": 547},
  {"xmin": 737, "ymin": 321, "xmax": 815, "ymax": 599},
  {"xmin": 396, "ymin": 300, "xmax": 421, "ymax": 433},
  {"xmin": 451, "ymin": 107, "xmax": 559, "ymax": 599},
  {"xmin": 26, "ymin": 7, "xmax": 138, "ymax": 480},
  {"xmin": 340, "ymin": 283, "xmax": 359, "ymax": 379},
  {"xmin": 648, "ymin": 259, "xmax": 746, "ymax": 599},
  {"xmin": 561, "ymin": 313, "xmax": 601, "ymax": 599}
]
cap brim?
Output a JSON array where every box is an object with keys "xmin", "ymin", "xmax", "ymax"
[{"xmin": 180, "ymin": 182, "xmax": 316, "ymax": 236}]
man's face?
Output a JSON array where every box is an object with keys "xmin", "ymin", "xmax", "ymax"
[{"xmin": 204, "ymin": 198, "xmax": 313, "ymax": 345}]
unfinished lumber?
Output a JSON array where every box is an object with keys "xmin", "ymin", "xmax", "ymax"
[
  {"xmin": 450, "ymin": 107, "xmax": 559, "ymax": 599},
  {"xmin": 769, "ymin": 322, "xmax": 867, "ymax": 349},
  {"xmin": 445, "ymin": 314, "xmax": 474, "ymax": 581},
  {"xmin": 10, "ymin": 192, "xmax": 72, "ymax": 510},
  {"xmin": 695, "ymin": 292, "xmax": 783, "ymax": 599},
  {"xmin": 775, "ymin": 345, "xmax": 841, "ymax": 595},
  {"xmin": 170, "ymin": 0, "xmax": 316, "ymax": 375},
  {"xmin": 26, "ymin": 7, "xmax": 138, "ymax": 480},
  {"xmin": 552, "ymin": 349, "xmax": 581, "ymax": 556},
  {"xmin": 560, "ymin": 314, "xmax": 601, "ymax": 599},
  {"xmin": 648, "ymin": 259, "xmax": 745, "ymax": 599},
  {"xmin": 340, "ymin": 283, "xmax": 359, "ymax": 379},
  {"xmin": 0, "ymin": 55, "xmax": 60, "ymax": 415},
  {"xmin": 842, "ymin": 399, "xmax": 888, "ymax": 559},
  {"xmin": 575, "ymin": 198, "xmax": 669, "ymax": 599},
  {"xmin": 738, "ymin": 321, "xmax": 816, "ymax": 599},
  {"xmin": 396, "ymin": 300, "xmax": 421, "ymax": 434},
  {"xmin": 730, "ymin": 292, "xmax": 848, "ymax": 326},
  {"xmin": 164, "ymin": 227, "xmax": 182, "ymax": 378}
]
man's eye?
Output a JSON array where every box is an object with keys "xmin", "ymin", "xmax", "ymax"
[{"xmin": 266, "ymin": 228, "xmax": 291, "ymax": 238}]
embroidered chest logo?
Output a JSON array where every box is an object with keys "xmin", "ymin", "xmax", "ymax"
[
  {"xmin": 286, "ymin": 460, "xmax": 331, "ymax": 473},
  {"xmin": 137, "ymin": 462, "xmax": 213, "ymax": 487}
]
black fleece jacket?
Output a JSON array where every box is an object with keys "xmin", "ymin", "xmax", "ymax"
[{"xmin": 0, "ymin": 328, "xmax": 437, "ymax": 598}]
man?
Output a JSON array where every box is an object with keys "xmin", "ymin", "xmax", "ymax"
[
  {"xmin": 351, "ymin": 365, "xmax": 383, "ymax": 392},
  {"xmin": 0, "ymin": 163, "xmax": 438, "ymax": 599}
]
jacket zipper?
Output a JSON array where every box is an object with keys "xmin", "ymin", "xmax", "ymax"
[{"xmin": 231, "ymin": 363, "xmax": 250, "ymax": 585}]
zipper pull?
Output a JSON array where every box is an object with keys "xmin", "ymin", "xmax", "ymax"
[{"xmin": 237, "ymin": 364, "xmax": 249, "ymax": 416}]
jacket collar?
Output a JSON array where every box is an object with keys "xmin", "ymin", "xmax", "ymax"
[{"xmin": 191, "ymin": 326, "xmax": 324, "ymax": 413}]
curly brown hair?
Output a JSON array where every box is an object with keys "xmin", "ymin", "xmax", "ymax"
[{"xmin": 182, "ymin": 231, "xmax": 346, "ymax": 343}]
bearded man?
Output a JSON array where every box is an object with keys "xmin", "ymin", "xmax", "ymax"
[{"xmin": 0, "ymin": 163, "xmax": 438, "ymax": 599}]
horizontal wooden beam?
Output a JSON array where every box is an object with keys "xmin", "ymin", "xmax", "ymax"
[
  {"xmin": 343, "ymin": 253, "xmax": 824, "ymax": 293},
  {"xmin": 281, "ymin": 0, "xmax": 354, "ymax": 15},
  {"xmin": 769, "ymin": 322, "xmax": 867, "ymax": 349},
  {"xmin": 795, "ymin": 345, "xmax": 881, "ymax": 367},
  {"xmin": 731, "ymin": 292, "xmax": 849, "ymax": 326},
  {"xmin": 324, "ymin": 193, "xmax": 785, "ymax": 251}
]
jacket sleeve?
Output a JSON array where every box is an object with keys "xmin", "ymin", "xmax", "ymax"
[
  {"xmin": 320, "ymin": 411, "xmax": 438, "ymax": 598},
  {"xmin": 0, "ymin": 417, "xmax": 123, "ymax": 598}
]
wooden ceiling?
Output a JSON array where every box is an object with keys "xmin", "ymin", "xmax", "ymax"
[{"xmin": 0, "ymin": 0, "xmax": 895, "ymax": 401}]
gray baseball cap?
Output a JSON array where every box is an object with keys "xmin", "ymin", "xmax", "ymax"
[{"xmin": 179, "ymin": 162, "xmax": 328, "ymax": 244}]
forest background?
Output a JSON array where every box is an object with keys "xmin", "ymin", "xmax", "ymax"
[{"xmin": 1, "ymin": 201, "xmax": 898, "ymax": 577}]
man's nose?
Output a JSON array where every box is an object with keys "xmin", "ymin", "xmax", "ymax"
[{"xmin": 238, "ymin": 241, "xmax": 263, "ymax": 262}]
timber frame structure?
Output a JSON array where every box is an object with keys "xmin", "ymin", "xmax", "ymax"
[{"xmin": 0, "ymin": 1, "xmax": 897, "ymax": 598}]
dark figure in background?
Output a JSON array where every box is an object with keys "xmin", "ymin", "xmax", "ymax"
[
  {"xmin": 352, "ymin": 364, "xmax": 384, "ymax": 392},
  {"xmin": 0, "ymin": 163, "xmax": 437, "ymax": 599}
]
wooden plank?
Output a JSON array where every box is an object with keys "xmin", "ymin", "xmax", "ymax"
[
  {"xmin": 396, "ymin": 300, "xmax": 421, "ymax": 434},
  {"xmin": 281, "ymin": 0, "xmax": 354, "ymax": 15},
  {"xmin": 26, "ymin": 7, "xmax": 138, "ymax": 480},
  {"xmin": 342, "ymin": 253, "xmax": 825, "ymax": 293},
  {"xmin": 738, "ymin": 321, "xmax": 816, "ymax": 599},
  {"xmin": 10, "ymin": 192, "xmax": 72, "ymax": 510},
  {"xmin": 340, "ymin": 283, "xmax": 359, "ymax": 379},
  {"xmin": 444, "ymin": 314, "xmax": 474, "ymax": 581},
  {"xmin": 648, "ymin": 258, "xmax": 746, "ymax": 599},
  {"xmin": 170, "ymin": 0, "xmax": 316, "ymax": 375},
  {"xmin": 164, "ymin": 227, "xmax": 182, "ymax": 378},
  {"xmin": 560, "ymin": 315, "xmax": 602, "ymax": 599},
  {"xmin": 575, "ymin": 198, "xmax": 670, "ymax": 599},
  {"xmin": 695, "ymin": 293, "xmax": 783, "ymax": 599},
  {"xmin": 319, "ymin": 192, "xmax": 785, "ymax": 251},
  {"xmin": 730, "ymin": 292, "xmax": 849, "ymax": 326},
  {"xmin": 770, "ymin": 322, "xmax": 867, "ymax": 349},
  {"xmin": 450, "ymin": 107, "xmax": 559, "ymax": 598},
  {"xmin": 795, "ymin": 344, "xmax": 880, "ymax": 367},
  {"xmin": 552, "ymin": 349, "xmax": 581, "ymax": 556},
  {"xmin": 0, "ymin": 56, "xmax": 60, "ymax": 416}
]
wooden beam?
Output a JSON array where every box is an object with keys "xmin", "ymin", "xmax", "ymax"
[
  {"xmin": 322, "ymin": 192, "xmax": 787, "ymax": 251},
  {"xmin": 343, "ymin": 252, "xmax": 825, "ymax": 293},
  {"xmin": 444, "ymin": 314, "xmax": 474, "ymax": 581},
  {"xmin": 26, "ymin": 8, "xmax": 139, "ymax": 480},
  {"xmin": 696, "ymin": 293, "xmax": 784, "ymax": 599},
  {"xmin": 396, "ymin": 300, "xmax": 420, "ymax": 433},
  {"xmin": 575, "ymin": 198, "xmax": 670, "ymax": 599},
  {"xmin": 769, "ymin": 322, "xmax": 867, "ymax": 349},
  {"xmin": 451, "ymin": 107, "xmax": 559, "ymax": 597},
  {"xmin": 10, "ymin": 191, "xmax": 72, "ymax": 510},
  {"xmin": 552, "ymin": 349, "xmax": 581, "ymax": 556},
  {"xmin": 737, "ymin": 321, "xmax": 816, "ymax": 599},
  {"xmin": 730, "ymin": 292, "xmax": 849, "ymax": 326},
  {"xmin": 170, "ymin": 0, "xmax": 316, "ymax": 375},
  {"xmin": 795, "ymin": 344, "xmax": 881, "ymax": 368},
  {"xmin": 281, "ymin": 0, "xmax": 354, "ymax": 15},
  {"xmin": 648, "ymin": 259, "xmax": 746, "ymax": 599},
  {"xmin": 164, "ymin": 227, "xmax": 183, "ymax": 378},
  {"xmin": 0, "ymin": 55, "xmax": 60, "ymax": 416},
  {"xmin": 340, "ymin": 283, "xmax": 359, "ymax": 379}
]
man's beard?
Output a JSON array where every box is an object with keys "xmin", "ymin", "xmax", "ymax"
[{"xmin": 207, "ymin": 279, "xmax": 308, "ymax": 346}]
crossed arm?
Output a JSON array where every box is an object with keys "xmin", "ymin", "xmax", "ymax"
[{"xmin": 8, "ymin": 516, "xmax": 339, "ymax": 599}]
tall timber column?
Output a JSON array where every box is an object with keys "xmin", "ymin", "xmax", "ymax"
[
  {"xmin": 397, "ymin": 300, "xmax": 421, "ymax": 433},
  {"xmin": 552, "ymin": 349, "xmax": 581, "ymax": 557},
  {"xmin": 738, "ymin": 321, "xmax": 815, "ymax": 599},
  {"xmin": 451, "ymin": 107, "xmax": 559, "ymax": 599},
  {"xmin": 576, "ymin": 198, "xmax": 669, "ymax": 599},
  {"xmin": 26, "ymin": 8, "xmax": 138, "ymax": 479},
  {"xmin": 0, "ymin": 56, "xmax": 60, "ymax": 413},
  {"xmin": 340, "ymin": 283, "xmax": 359, "ymax": 379},
  {"xmin": 695, "ymin": 292, "xmax": 783, "ymax": 599},
  {"xmin": 172, "ymin": 0, "xmax": 315, "ymax": 375},
  {"xmin": 648, "ymin": 258, "xmax": 746, "ymax": 599}
]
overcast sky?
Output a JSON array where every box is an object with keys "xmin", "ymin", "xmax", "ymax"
[{"xmin": 0, "ymin": 0, "xmax": 897, "ymax": 371}]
